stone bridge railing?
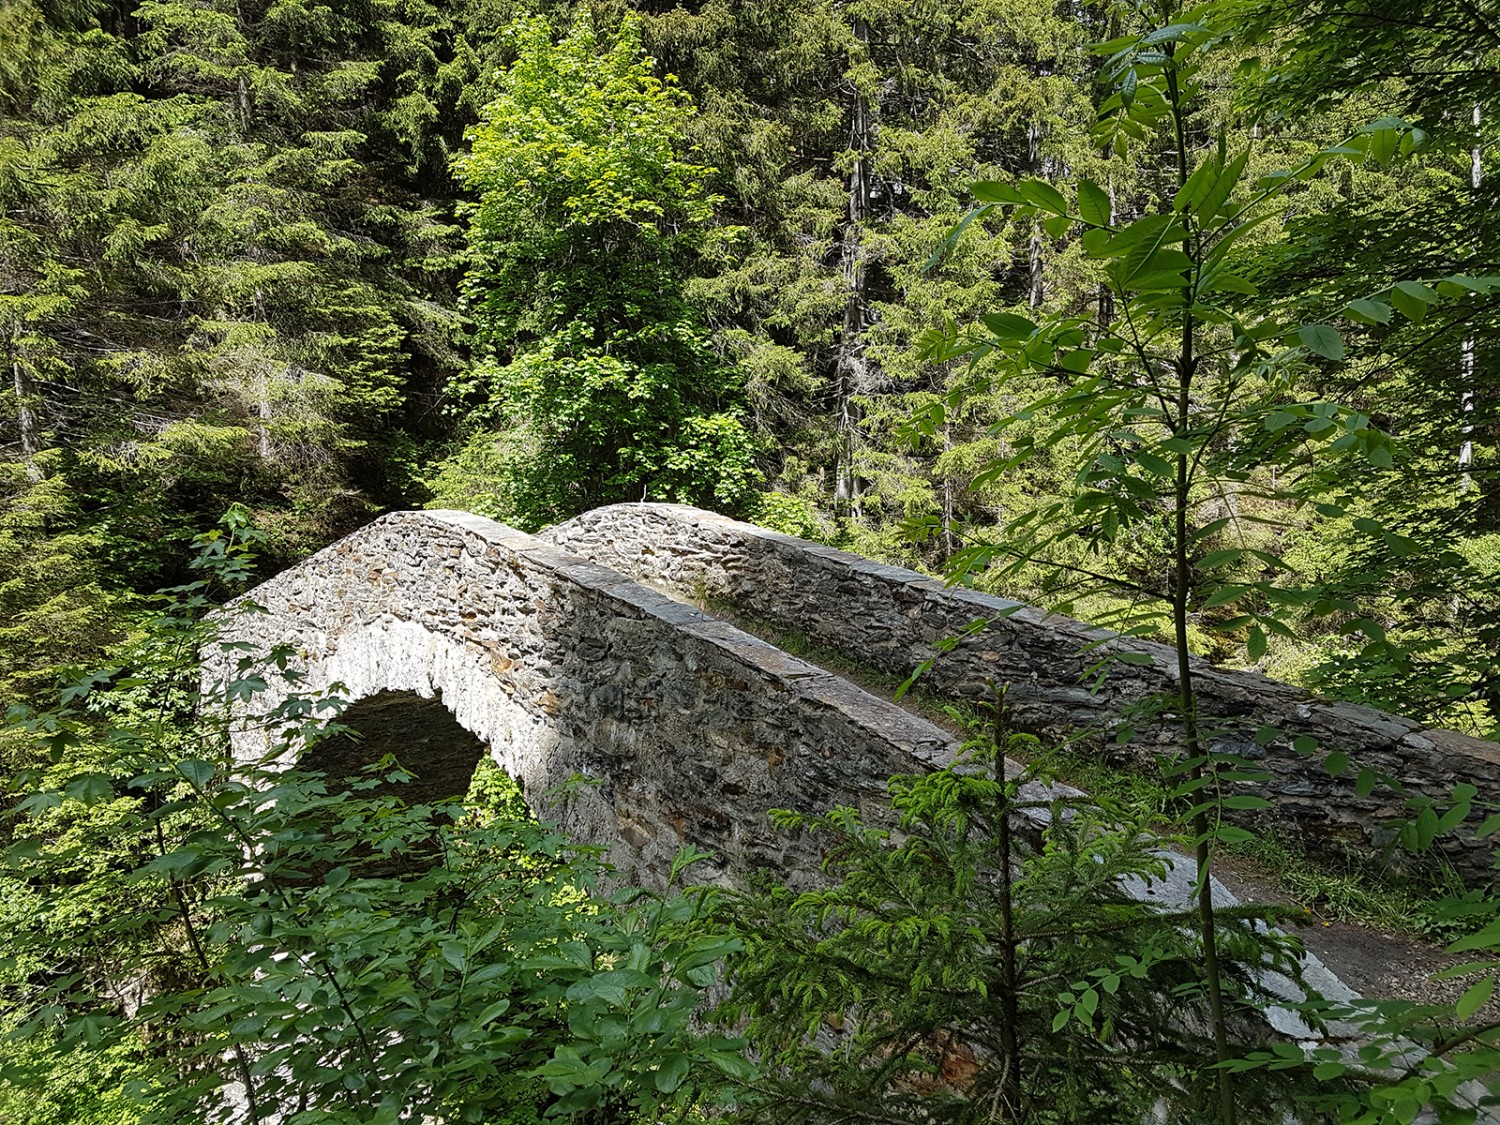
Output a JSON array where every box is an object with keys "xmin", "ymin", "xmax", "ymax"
[
  {"xmin": 543, "ymin": 503, "xmax": 1500, "ymax": 885},
  {"xmin": 203, "ymin": 509, "xmax": 963, "ymax": 889},
  {"xmin": 203, "ymin": 505, "xmax": 1379, "ymax": 1043}
]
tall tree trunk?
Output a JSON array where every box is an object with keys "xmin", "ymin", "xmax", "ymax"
[
  {"xmin": 941, "ymin": 418, "xmax": 957, "ymax": 557},
  {"xmin": 1098, "ymin": 161, "xmax": 1117, "ymax": 329},
  {"xmin": 1460, "ymin": 102, "xmax": 1481, "ymax": 490},
  {"xmin": 833, "ymin": 17, "xmax": 876, "ymax": 520},
  {"xmin": 253, "ymin": 287, "xmax": 273, "ymax": 461},
  {"xmin": 1027, "ymin": 122, "xmax": 1045, "ymax": 310},
  {"xmin": 9, "ymin": 337, "xmax": 43, "ymax": 482}
]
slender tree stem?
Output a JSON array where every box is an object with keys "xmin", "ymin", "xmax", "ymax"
[
  {"xmin": 1162, "ymin": 24, "xmax": 1237, "ymax": 1125},
  {"xmin": 152, "ymin": 813, "xmax": 264, "ymax": 1125},
  {"xmin": 993, "ymin": 686, "xmax": 1023, "ymax": 1121}
]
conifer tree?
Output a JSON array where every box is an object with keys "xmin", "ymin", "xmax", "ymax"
[{"xmin": 0, "ymin": 0, "xmax": 477, "ymax": 691}]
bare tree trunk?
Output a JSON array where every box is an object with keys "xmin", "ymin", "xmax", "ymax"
[
  {"xmin": 9, "ymin": 338, "xmax": 42, "ymax": 482},
  {"xmin": 833, "ymin": 17, "xmax": 876, "ymax": 521},
  {"xmin": 1027, "ymin": 122, "xmax": 1045, "ymax": 310},
  {"xmin": 1098, "ymin": 163, "xmax": 1117, "ymax": 329},
  {"xmin": 254, "ymin": 288, "xmax": 272, "ymax": 461},
  {"xmin": 1461, "ymin": 103, "xmax": 1481, "ymax": 490},
  {"xmin": 941, "ymin": 418, "xmax": 957, "ymax": 558}
]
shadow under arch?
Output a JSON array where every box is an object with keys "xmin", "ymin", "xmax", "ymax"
[{"xmin": 302, "ymin": 689, "xmax": 491, "ymax": 808}]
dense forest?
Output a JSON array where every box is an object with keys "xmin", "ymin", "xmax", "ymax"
[
  {"xmin": 2, "ymin": 0, "xmax": 1499, "ymax": 1122},
  {"xmin": 3, "ymin": 0, "xmax": 1496, "ymax": 728}
]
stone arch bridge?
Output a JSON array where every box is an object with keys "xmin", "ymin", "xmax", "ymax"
[{"xmin": 205, "ymin": 504, "xmax": 1500, "ymax": 889}]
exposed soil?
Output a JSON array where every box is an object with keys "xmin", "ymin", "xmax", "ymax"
[{"xmin": 1211, "ymin": 853, "xmax": 1497, "ymax": 1016}]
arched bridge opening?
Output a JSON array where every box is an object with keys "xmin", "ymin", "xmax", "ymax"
[{"xmin": 306, "ymin": 689, "xmax": 491, "ymax": 811}]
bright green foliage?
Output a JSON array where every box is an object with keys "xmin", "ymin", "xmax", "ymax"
[
  {"xmin": 717, "ymin": 715, "xmax": 1325, "ymax": 1124},
  {"xmin": 442, "ymin": 15, "xmax": 757, "ymax": 528},
  {"xmin": 919, "ymin": 7, "xmax": 1500, "ymax": 1120},
  {"xmin": 0, "ymin": 524, "xmax": 749, "ymax": 1123},
  {"xmin": 621, "ymin": 0, "xmax": 1111, "ymax": 553},
  {"xmin": 0, "ymin": 467, "xmax": 119, "ymax": 702},
  {"xmin": 0, "ymin": 1033, "xmax": 158, "ymax": 1125},
  {"xmin": 1205, "ymin": 0, "xmax": 1500, "ymax": 735}
]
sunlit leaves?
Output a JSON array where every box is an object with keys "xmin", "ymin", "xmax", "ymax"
[
  {"xmin": 1295, "ymin": 324, "xmax": 1345, "ymax": 361},
  {"xmin": 447, "ymin": 14, "xmax": 757, "ymax": 528},
  {"xmin": 1077, "ymin": 179, "xmax": 1112, "ymax": 227},
  {"xmin": 0, "ymin": 534, "xmax": 750, "ymax": 1122}
]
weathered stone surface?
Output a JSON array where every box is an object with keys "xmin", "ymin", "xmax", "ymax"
[
  {"xmin": 209, "ymin": 505, "xmax": 1478, "ymax": 1036},
  {"xmin": 542, "ymin": 503, "xmax": 1500, "ymax": 885},
  {"xmin": 204, "ymin": 509, "xmax": 960, "ymax": 890}
]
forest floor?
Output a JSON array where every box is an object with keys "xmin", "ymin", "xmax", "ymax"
[{"xmin": 705, "ymin": 601, "xmax": 1498, "ymax": 1017}]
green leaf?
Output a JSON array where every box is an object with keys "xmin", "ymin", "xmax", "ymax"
[
  {"xmin": 1324, "ymin": 751, "xmax": 1350, "ymax": 777},
  {"xmin": 1222, "ymin": 795, "xmax": 1272, "ymax": 810},
  {"xmin": 982, "ymin": 312, "xmax": 1038, "ymax": 340},
  {"xmin": 1367, "ymin": 126, "xmax": 1401, "ymax": 165},
  {"xmin": 1202, "ymin": 585, "xmax": 1250, "ymax": 608},
  {"xmin": 1203, "ymin": 271, "xmax": 1258, "ymax": 295},
  {"xmin": 1246, "ymin": 626, "xmax": 1267, "ymax": 661},
  {"xmin": 1344, "ymin": 298, "xmax": 1392, "ymax": 325},
  {"xmin": 177, "ymin": 759, "xmax": 216, "ymax": 788},
  {"xmin": 1199, "ymin": 549, "xmax": 1246, "ymax": 569},
  {"xmin": 1390, "ymin": 280, "xmax": 1438, "ymax": 321},
  {"xmin": 1436, "ymin": 802, "xmax": 1471, "ymax": 833},
  {"xmin": 64, "ymin": 773, "xmax": 114, "ymax": 805},
  {"xmin": 475, "ymin": 999, "xmax": 512, "ymax": 1028},
  {"xmin": 1134, "ymin": 451, "xmax": 1172, "ymax": 476},
  {"xmin": 705, "ymin": 1050, "xmax": 756, "ymax": 1081},
  {"xmin": 1018, "ymin": 180, "xmax": 1069, "ymax": 214},
  {"xmin": 971, "ymin": 181, "xmax": 1028, "ymax": 205},
  {"xmin": 1455, "ymin": 977, "xmax": 1494, "ymax": 1020},
  {"xmin": 1296, "ymin": 323, "xmax": 1345, "ymax": 361},
  {"xmin": 1079, "ymin": 987, "xmax": 1099, "ymax": 1017},
  {"xmin": 1043, "ymin": 213, "xmax": 1074, "ymax": 239},
  {"xmin": 1077, "ymin": 179, "xmax": 1111, "ymax": 227},
  {"xmin": 654, "ymin": 1053, "xmax": 691, "ymax": 1093},
  {"xmin": 1141, "ymin": 22, "xmax": 1209, "ymax": 45},
  {"xmin": 1174, "ymin": 154, "xmax": 1217, "ymax": 215}
]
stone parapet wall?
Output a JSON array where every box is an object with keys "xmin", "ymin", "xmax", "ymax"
[
  {"xmin": 542, "ymin": 504, "xmax": 1500, "ymax": 885},
  {"xmin": 204, "ymin": 510, "xmax": 961, "ymax": 890},
  {"xmin": 206, "ymin": 508, "xmax": 1370, "ymax": 1037}
]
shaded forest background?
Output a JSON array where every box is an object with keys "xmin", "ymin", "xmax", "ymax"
[{"xmin": 2, "ymin": 0, "xmax": 1498, "ymax": 735}]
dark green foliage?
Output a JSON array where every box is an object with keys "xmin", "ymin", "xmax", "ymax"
[
  {"xmin": 0, "ymin": 0, "xmax": 475, "ymax": 696},
  {"xmin": 717, "ymin": 721, "xmax": 1326, "ymax": 1124},
  {"xmin": 917, "ymin": 6, "xmax": 1500, "ymax": 1119},
  {"xmin": 625, "ymin": 0, "xmax": 1110, "ymax": 551}
]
